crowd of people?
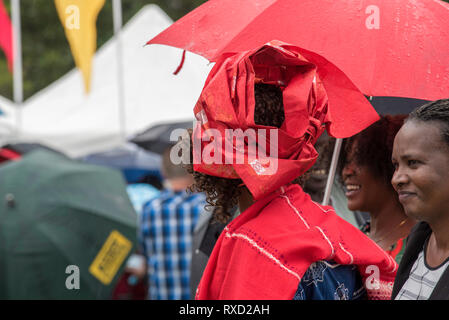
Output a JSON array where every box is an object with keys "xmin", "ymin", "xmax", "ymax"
[{"xmin": 129, "ymin": 41, "xmax": 449, "ymax": 300}]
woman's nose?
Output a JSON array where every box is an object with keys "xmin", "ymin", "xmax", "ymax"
[
  {"xmin": 391, "ymin": 166, "xmax": 408, "ymax": 190},
  {"xmin": 342, "ymin": 162, "xmax": 356, "ymax": 180}
]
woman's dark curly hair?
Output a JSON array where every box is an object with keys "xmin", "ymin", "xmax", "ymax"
[
  {"xmin": 338, "ymin": 114, "xmax": 407, "ymax": 186},
  {"xmin": 185, "ymin": 83, "xmax": 299, "ymax": 223}
]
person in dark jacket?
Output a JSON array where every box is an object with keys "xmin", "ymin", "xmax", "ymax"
[{"xmin": 391, "ymin": 98, "xmax": 449, "ymax": 300}]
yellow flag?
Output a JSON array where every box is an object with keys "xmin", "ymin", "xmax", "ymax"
[{"xmin": 55, "ymin": 0, "xmax": 105, "ymax": 93}]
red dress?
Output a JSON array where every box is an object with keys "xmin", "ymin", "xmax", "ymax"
[{"xmin": 196, "ymin": 184, "xmax": 397, "ymax": 300}]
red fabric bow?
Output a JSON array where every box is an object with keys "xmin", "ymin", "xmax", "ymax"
[{"xmin": 192, "ymin": 41, "xmax": 379, "ymax": 200}]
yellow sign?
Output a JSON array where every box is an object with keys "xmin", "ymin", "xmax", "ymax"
[{"xmin": 89, "ymin": 230, "xmax": 132, "ymax": 285}]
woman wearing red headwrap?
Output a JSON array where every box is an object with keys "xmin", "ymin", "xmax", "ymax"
[{"xmin": 184, "ymin": 41, "xmax": 398, "ymax": 300}]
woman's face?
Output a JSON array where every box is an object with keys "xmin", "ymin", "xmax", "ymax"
[
  {"xmin": 342, "ymin": 141, "xmax": 391, "ymax": 212},
  {"xmin": 391, "ymin": 120, "xmax": 449, "ymax": 223}
]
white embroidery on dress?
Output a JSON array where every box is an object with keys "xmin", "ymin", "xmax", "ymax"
[
  {"xmin": 339, "ymin": 242, "xmax": 354, "ymax": 265},
  {"xmin": 315, "ymin": 226, "xmax": 335, "ymax": 258},
  {"xmin": 311, "ymin": 200, "xmax": 335, "ymax": 214},
  {"xmin": 280, "ymin": 194, "xmax": 310, "ymax": 229},
  {"xmin": 334, "ymin": 283, "xmax": 349, "ymax": 300},
  {"xmin": 303, "ymin": 261, "xmax": 328, "ymax": 287},
  {"xmin": 225, "ymin": 231, "xmax": 301, "ymax": 281}
]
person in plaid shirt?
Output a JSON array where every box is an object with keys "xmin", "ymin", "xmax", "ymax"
[{"xmin": 139, "ymin": 145, "xmax": 206, "ymax": 300}]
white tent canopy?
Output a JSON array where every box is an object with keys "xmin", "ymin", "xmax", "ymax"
[
  {"xmin": 0, "ymin": 4, "xmax": 211, "ymax": 157},
  {"xmin": 0, "ymin": 95, "xmax": 16, "ymax": 141}
]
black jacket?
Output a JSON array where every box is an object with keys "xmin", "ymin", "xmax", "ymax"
[{"xmin": 392, "ymin": 221, "xmax": 449, "ymax": 300}]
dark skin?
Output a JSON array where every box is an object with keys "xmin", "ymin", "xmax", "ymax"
[
  {"xmin": 342, "ymin": 140, "xmax": 415, "ymax": 251},
  {"xmin": 392, "ymin": 120, "xmax": 449, "ymax": 268},
  {"xmin": 238, "ymin": 187, "xmax": 255, "ymax": 213}
]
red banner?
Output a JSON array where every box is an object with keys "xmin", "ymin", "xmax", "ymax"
[{"xmin": 0, "ymin": 0, "xmax": 13, "ymax": 71}]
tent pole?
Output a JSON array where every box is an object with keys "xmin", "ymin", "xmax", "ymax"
[
  {"xmin": 112, "ymin": 0, "xmax": 126, "ymax": 142},
  {"xmin": 11, "ymin": 0, "xmax": 23, "ymax": 139},
  {"xmin": 321, "ymin": 138, "xmax": 343, "ymax": 206}
]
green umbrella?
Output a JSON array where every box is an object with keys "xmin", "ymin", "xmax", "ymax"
[{"xmin": 0, "ymin": 150, "xmax": 138, "ymax": 299}]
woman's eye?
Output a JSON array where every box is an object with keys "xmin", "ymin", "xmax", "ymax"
[{"xmin": 408, "ymin": 160, "xmax": 419, "ymax": 167}]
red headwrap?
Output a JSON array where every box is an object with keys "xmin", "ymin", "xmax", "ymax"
[
  {"xmin": 192, "ymin": 41, "xmax": 395, "ymax": 300},
  {"xmin": 192, "ymin": 40, "xmax": 379, "ymax": 200}
]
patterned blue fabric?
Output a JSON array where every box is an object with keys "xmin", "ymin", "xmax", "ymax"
[
  {"xmin": 293, "ymin": 261, "xmax": 366, "ymax": 300},
  {"xmin": 139, "ymin": 189, "xmax": 206, "ymax": 300}
]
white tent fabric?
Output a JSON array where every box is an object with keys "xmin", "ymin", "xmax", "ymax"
[
  {"xmin": 0, "ymin": 4, "xmax": 211, "ymax": 157},
  {"xmin": 0, "ymin": 95, "xmax": 16, "ymax": 142}
]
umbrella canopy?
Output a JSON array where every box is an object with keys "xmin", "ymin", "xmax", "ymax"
[
  {"xmin": 369, "ymin": 96, "xmax": 430, "ymax": 115},
  {"xmin": 0, "ymin": 150, "xmax": 138, "ymax": 299},
  {"xmin": 130, "ymin": 120, "xmax": 193, "ymax": 154},
  {"xmin": 2, "ymin": 142, "xmax": 65, "ymax": 157},
  {"xmin": 148, "ymin": 0, "xmax": 449, "ymax": 101},
  {"xmin": 80, "ymin": 142, "xmax": 162, "ymax": 183}
]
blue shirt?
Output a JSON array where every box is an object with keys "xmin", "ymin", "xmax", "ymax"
[
  {"xmin": 139, "ymin": 189, "xmax": 206, "ymax": 300},
  {"xmin": 294, "ymin": 261, "xmax": 366, "ymax": 300}
]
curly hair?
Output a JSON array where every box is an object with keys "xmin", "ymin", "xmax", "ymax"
[
  {"xmin": 338, "ymin": 114, "xmax": 407, "ymax": 186},
  {"xmin": 407, "ymin": 99, "xmax": 449, "ymax": 147},
  {"xmin": 185, "ymin": 83, "xmax": 295, "ymax": 223},
  {"xmin": 253, "ymin": 83, "xmax": 285, "ymax": 128}
]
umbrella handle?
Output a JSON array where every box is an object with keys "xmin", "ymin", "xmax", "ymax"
[{"xmin": 321, "ymin": 138, "xmax": 342, "ymax": 206}]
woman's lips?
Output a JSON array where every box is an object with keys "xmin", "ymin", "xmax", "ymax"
[
  {"xmin": 397, "ymin": 191, "xmax": 417, "ymax": 202},
  {"xmin": 345, "ymin": 184, "xmax": 361, "ymax": 198}
]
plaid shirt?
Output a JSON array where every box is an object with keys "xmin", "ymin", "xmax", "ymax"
[{"xmin": 139, "ymin": 189, "xmax": 206, "ymax": 300}]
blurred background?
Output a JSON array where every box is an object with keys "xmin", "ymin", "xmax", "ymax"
[
  {"xmin": 0, "ymin": 0, "xmax": 208, "ymax": 300},
  {"xmin": 0, "ymin": 0, "xmax": 211, "ymax": 157},
  {"xmin": 0, "ymin": 0, "xmax": 206, "ymax": 100}
]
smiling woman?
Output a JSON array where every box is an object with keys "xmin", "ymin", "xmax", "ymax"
[
  {"xmin": 339, "ymin": 115, "xmax": 417, "ymax": 264},
  {"xmin": 391, "ymin": 99, "xmax": 449, "ymax": 300},
  {"xmin": 392, "ymin": 122, "xmax": 449, "ymax": 223}
]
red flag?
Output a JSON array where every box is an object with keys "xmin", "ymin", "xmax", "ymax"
[{"xmin": 0, "ymin": 0, "xmax": 13, "ymax": 71}]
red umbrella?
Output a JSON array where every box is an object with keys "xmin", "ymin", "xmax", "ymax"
[{"xmin": 148, "ymin": 0, "xmax": 449, "ymax": 101}]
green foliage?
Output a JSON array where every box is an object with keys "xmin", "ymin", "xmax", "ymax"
[{"xmin": 0, "ymin": 0, "xmax": 206, "ymax": 100}]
